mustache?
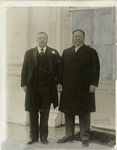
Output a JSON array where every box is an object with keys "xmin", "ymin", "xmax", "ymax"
[
  {"xmin": 39, "ymin": 43, "xmax": 47, "ymax": 45},
  {"xmin": 40, "ymin": 42, "xmax": 46, "ymax": 44},
  {"xmin": 75, "ymin": 40, "xmax": 81, "ymax": 42},
  {"xmin": 39, "ymin": 43, "xmax": 47, "ymax": 48},
  {"xmin": 75, "ymin": 39, "xmax": 81, "ymax": 41}
]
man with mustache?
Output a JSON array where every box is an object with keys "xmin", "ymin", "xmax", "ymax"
[
  {"xmin": 57, "ymin": 29, "xmax": 100, "ymax": 147},
  {"xmin": 21, "ymin": 32, "xmax": 60, "ymax": 145}
]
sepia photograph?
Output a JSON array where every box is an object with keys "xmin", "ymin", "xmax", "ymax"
[{"xmin": 0, "ymin": 1, "xmax": 117, "ymax": 149}]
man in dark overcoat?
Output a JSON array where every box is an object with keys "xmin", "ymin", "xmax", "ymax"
[
  {"xmin": 21, "ymin": 32, "xmax": 60, "ymax": 145},
  {"xmin": 57, "ymin": 29, "xmax": 100, "ymax": 147}
]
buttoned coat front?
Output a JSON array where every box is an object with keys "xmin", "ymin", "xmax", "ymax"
[
  {"xmin": 58, "ymin": 44, "xmax": 100, "ymax": 115},
  {"xmin": 21, "ymin": 46, "xmax": 60, "ymax": 111}
]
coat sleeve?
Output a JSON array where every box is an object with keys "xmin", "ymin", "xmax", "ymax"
[
  {"xmin": 90, "ymin": 49, "xmax": 100, "ymax": 87},
  {"xmin": 58, "ymin": 50, "xmax": 65, "ymax": 84},
  {"xmin": 21, "ymin": 51, "xmax": 29, "ymax": 87}
]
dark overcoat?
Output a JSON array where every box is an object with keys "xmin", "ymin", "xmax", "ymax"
[
  {"xmin": 21, "ymin": 46, "xmax": 60, "ymax": 111},
  {"xmin": 58, "ymin": 44, "xmax": 100, "ymax": 115}
]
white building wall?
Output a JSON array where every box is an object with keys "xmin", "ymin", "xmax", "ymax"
[{"xmin": 6, "ymin": 7, "xmax": 28, "ymax": 125}]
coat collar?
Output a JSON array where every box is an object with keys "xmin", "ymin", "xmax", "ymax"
[
  {"xmin": 69, "ymin": 44, "xmax": 85, "ymax": 63},
  {"xmin": 37, "ymin": 45, "xmax": 47, "ymax": 53}
]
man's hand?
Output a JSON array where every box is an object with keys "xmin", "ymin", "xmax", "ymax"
[
  {"xmin": 89, "ymin": 85, "xmax": 96, "ymax": 93},
  {"xmin": 23, "ymin": 85, "xmax": 27, "ymax": 92},
  {"xmin": 57, "ymin": 84, "xmax": 62, "ymax": 93}
]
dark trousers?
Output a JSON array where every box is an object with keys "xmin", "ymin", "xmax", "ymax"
[
  {"xmin": 29, "ymin": 106, "xmax": 50, "ymax": 141},
  {"xmin": 65, "ymin": 113, "xmax": 90, "ymax": 141}
]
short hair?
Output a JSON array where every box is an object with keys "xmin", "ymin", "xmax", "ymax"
[
  {"xmin": 37, "ymin": 32, "xmax": 48, "ymax": 38},
  {"xmin": 72, "ymin": 29, "xmax": 85, "ymax": 36}
]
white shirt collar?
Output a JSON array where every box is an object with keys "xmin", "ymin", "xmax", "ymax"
[
  {"xmin": 75, "ymin": 44, "xmax": 83, "ymax": 52},
  {"xmin": 37, "ymin": 46, "xmax": 47, "ymax": 53}
]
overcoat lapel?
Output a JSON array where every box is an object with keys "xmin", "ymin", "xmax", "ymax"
[
  {"xmin": 32, "ymin": 47, "xmax": 38, "ymax": 67},
  {"xmin": 66, "ymin": 46, "xmax": 75, "ymax": 63},
  {"xmin": 27, "ymin": 47, "xmax": 38, "ymax": 82},
  {"xmin": 69, "ymin": 44, "xmax": 85, "ymax": 63},
  {"xmin": 46, "ymin": 47, "xmax": 53, "ymax": 77}
]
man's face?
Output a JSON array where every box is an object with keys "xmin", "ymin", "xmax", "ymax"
[
  {"xmin": 37, "ymin": 33, "xmax": 48, "ymax": 48},
  {"xmin": 73, "ymin": 31, "xmax": 84, "ymax": 47}
]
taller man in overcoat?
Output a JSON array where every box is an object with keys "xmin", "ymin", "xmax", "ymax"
[
  {"xmin": 57, "ymin": 29, "xmax": 100, "ymax": 147},
  {"xmin": 21, "ymin": 32, "xmax": 60, "ymax": 144}
]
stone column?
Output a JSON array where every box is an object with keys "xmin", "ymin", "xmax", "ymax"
[{"xmin": 47, "ymin": 7, "xmax": 64, "ymax": 127}]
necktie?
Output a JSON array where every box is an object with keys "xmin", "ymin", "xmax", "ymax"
[
  {"xmin": 40, "ymin": 48, "xmax": 44, "ymax": 57},
  {"xmin": 75, "ymin": 47, "xmax": 78, "ymax": 53}
]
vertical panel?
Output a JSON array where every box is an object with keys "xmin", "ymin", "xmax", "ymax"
[
  {"xmin": 113, "ymin": 7, "xmax": 116, "ymax": 44},
  {"xmin": 67, "ymin": 10, "xmax": 72, "ymax": 49},
  {"xmin": 93, "ymin": 8, "xmax": 111, "ymax": 44},
  {"xmin": 112, "ymin": 45, "xmax": 116, "ymax": 80},
  {"xmin": 50, "ymin": 7, "xmax": 57, "ymax": 49},
  {"xmin": 92, "ymin": 45, "xmax": 111, "ymax": 79},
  {"xmin": 27, "ymin": 7, "xmax": 32, "ymax": 50},
  {"xmin": 49, "ymin": 7, "xmax": 61, "ymax": 50},
  {"xmin": 72, "ymin": 10, "xmax": 91, "ymax": 44},
  {"xmin": 61, "ymin": 7, "xmax": 70, "ymax": 52}
]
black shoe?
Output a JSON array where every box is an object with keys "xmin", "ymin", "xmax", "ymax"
[
  {"xmin": 27, "ymin": 139, "xmax": 38, "ymax": 145},
  {"xmin": 57, "ymin": 136, "xmax": 73, "ymax": 143},
  {"xmin": 82, "ymin": 140, "xmax": 89, "ymax": 147},
  {"xmin": 41, "ymin": 139, "xmax": 49, "ymax": 144}
]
